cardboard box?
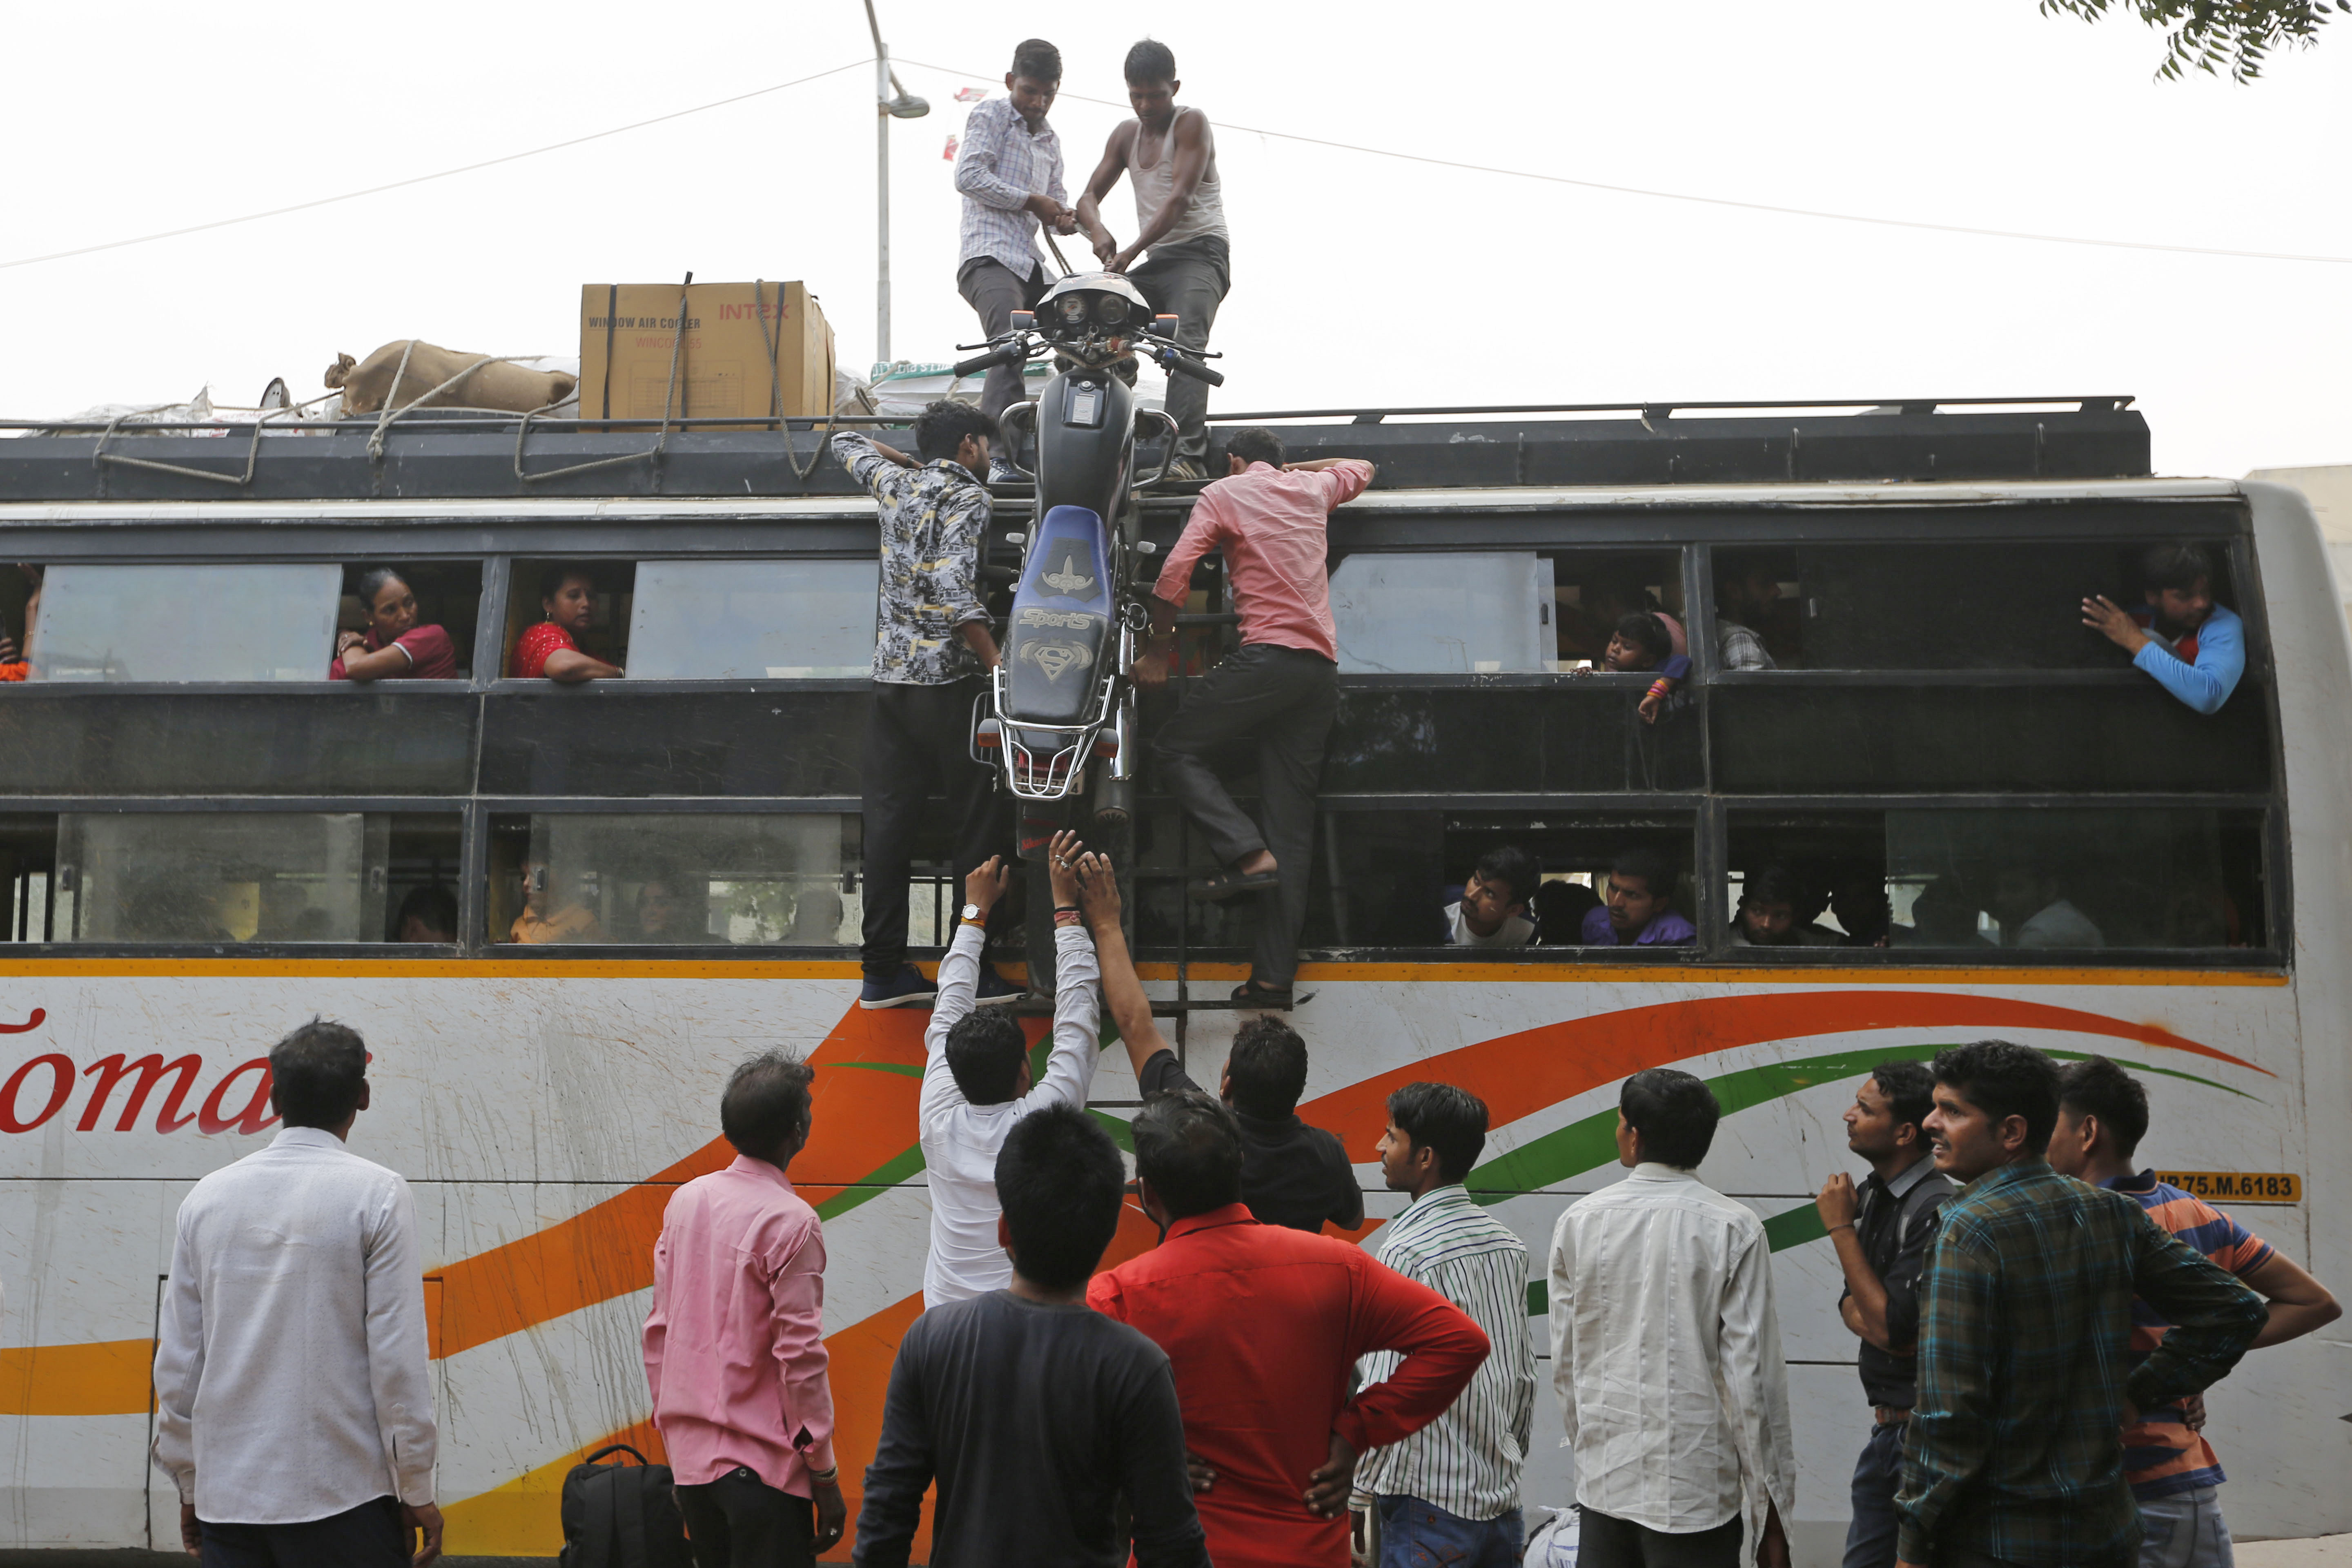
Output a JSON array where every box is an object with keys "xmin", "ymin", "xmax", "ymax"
[{"xmin": 579, "ymin": 280, "xmax": 833, "ymax": 428}]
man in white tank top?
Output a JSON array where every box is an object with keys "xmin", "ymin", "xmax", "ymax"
[{"xmin": 1074, "ymin": 38, "xmax": 1229, "ymax": 480}]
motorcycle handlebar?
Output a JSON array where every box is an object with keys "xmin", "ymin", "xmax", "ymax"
[
  {"xmin": 953, "ymin": 345, "xmax": 1020, "ymax": 379},
  {"xmin": 1164, "ymin": 354, "xmax": 1225, "ymax": 387}
]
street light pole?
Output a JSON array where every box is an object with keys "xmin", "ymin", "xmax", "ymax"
[{"xmin": 863, "ymin": 0, "xmax": 928, "ymax": 370}]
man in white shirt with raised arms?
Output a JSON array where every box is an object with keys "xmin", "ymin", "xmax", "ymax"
[
  {"xmin": 918, "ymin": 829, "xmax": 1105, "ymax": 1308},
  {"xmin": 152, "ymin": 1018, "xmax": 441, "ymax": 1566},
  {"xmin": 1549, "ymin": 1067, "xmax": 1794, "ymax": 1568}
]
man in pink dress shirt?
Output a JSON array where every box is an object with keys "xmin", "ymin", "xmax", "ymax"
[
  {"xmin": 1130, "ymin": 426, "xmax": 1376, "ymax": 1008},
  {"xmin": 644, "ymin": 1051, "xmax": 844, "ymax": 1566}
]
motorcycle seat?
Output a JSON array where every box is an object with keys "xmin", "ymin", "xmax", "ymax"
[{"xmin": 1003, "ymin": 504, "xmax": 1114, "ymax": 725}]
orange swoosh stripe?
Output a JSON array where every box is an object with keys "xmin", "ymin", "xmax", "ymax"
[{"xmin": 0, "ymin": 1338, "xmax": 152, "ymax": 1417}]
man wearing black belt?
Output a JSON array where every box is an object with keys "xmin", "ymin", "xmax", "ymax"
[{"xmin": 1816, "ymin": 1061, "xmax": 1953, "ymax": 1568}]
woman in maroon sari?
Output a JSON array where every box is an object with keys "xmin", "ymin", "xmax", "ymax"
[{"xmin": 331, "ymin": 568, "xmax": 458, "ymax": 681}]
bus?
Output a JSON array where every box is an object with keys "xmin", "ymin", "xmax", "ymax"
[{"xmin": 0, "ymin": 397, "xmax": 2343, "ymax": 1561}]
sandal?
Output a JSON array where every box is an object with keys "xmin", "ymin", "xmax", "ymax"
[
  {"xmin": 1231, "ymin": 979, "xmax": 1294, "ymax": 1009},
  {"xmin": 1188, "ymin": 867, "xmax": 1281, "ymax": 902}
]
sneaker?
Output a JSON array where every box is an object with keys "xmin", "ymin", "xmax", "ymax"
[
  {"xmin": 973, "ymin": 966, "xmax": 1028, "ymax": 1007},
  {"xmin": 1164, "ymin": 455, "xmax": 1208, "ymax": 481},
  {"xmin": 859, "ymin": 965, "xmax": 938, "ymax": 1010},
  {"xmin": 987, "ymin": 459, "xmax": 1029, "ymax": 486}
]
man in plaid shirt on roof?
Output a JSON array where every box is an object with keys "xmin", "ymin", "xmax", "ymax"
[{"xmin": 1894, "ymin": 1042, "xmax": 2265, "ymax": 1568}]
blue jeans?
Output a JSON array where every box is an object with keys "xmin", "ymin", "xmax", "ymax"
[
  {"xmin": 2137, "ymin": 1485, "xmax": 2234, "ymax": 1568},
  {"xmin": 1845, "ymin": 1419, "xmax": 1907, "ymax": 1568},
  {"xmin": 1379, "ymin": 1494, "xmax": 1526, "ymax": 1568}
]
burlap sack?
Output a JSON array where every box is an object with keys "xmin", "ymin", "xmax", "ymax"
[{"xmin": 326, "ymin": 341, "xmax": 579, "ymax": 415}]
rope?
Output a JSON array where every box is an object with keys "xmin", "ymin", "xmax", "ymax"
[
  {"xmin": 368, "ymin": 346, "xmax": 568, "ymax": 464},
  {"xmin": 760, "ymin": 277, "xmax": 835, "ymax": 486},
  {"xmin": 516, "ymin": 276, "xmax": 692, "ymax": 485}
]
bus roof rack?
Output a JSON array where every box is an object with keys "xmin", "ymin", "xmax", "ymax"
[{"xmin": 0, "ymin": 396, "xmax": 2149, "ymax": 502}]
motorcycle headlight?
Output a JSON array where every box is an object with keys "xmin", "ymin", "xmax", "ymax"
[
  {"xmin": 1095, "ymin": 294, "xmax": 1130, "ymax": 326},
  {"xmin": 1057, "ymin": 294, "xmax": 1089, "ymax": 325}
]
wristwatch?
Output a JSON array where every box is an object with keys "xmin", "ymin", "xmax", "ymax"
[{"xmin": 959, "ymin": 902, "xmax": 985, "ymax": 926}]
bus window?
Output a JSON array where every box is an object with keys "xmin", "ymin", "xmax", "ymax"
[
  {"xmin": 1726, "ymin": 807, "xmax": 2268, "ymax": 951},
  {"xmin": 1711, "ymin": 549, "xmax": 1802, "ymax": 670},
  {"xmin": 1330, "ymin": 552, "xmax": 1556, "ymax": 674},
  {"xmin": 625, "ymin": 559, "xmax": 878, "ymax": 679},
  {"xmin": 506, "ymin": 561, "xmax": 632, "ymax": 678},
  {"xmin": 1782, "ymin": 541, "xmax": 2241, "ymax": 672},
  {"xmin": 1318, "ymin": 685, "xmax": 1701, "ymax": 793},
  {"xmin": 27, "ymin": 564, "xmax": 341, "ymax": 682},
  {"xmin": 487, "ymin": 813, "xmax": 849, "ymax": 946},
  {"xmin": 1548, "ymin": 552, "xmax": 1685, "ymax": 670},
  {"xmin": 0, "ymin": 814, "xmax": 56, "ymax": 942},
  {"xmin": 384, "ymin": 815, "xmax": 463, "ymax": 944},
  {"xmin": 52, "ymin": 812, "xmax": 392, "ymax": 943},
  {"xmin": 334, "ymin": 563, "xmax": 480, "ymax": 680}
]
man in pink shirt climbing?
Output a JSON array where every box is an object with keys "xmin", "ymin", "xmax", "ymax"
[
  {"xmin": 1131, "ymin": 427, "xmax": 1376, "ymax": 1008},
  {"xmin": 643, "ymin": 1051, "xmax": 844, "ymax": 1566}
]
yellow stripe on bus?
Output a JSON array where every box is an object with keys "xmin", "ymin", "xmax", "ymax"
[{"xmin": 0, "ymin": 1338, "xmax": 152, "ymax": 1416}]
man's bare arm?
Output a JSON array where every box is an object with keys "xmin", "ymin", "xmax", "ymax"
[
  {"xmin": 1109, "ymin": 111, "xmax": 1212, "ymax": 273},
  {"xmin": 2242, "ymin": 1250, "xmax": 2342, "ymax": 1349},
  {"xmin": 1072, "ymin": 852, "xmax": 1173, "ymax": 1082},
  {"xmin": 1074, "ymin": 123, "xmax": 1137, "ymax": 266}
]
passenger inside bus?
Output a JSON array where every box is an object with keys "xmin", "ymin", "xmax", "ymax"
[
  {"xmin": 1713, "ymin": 557, "xmax": 1783, "ymax": 671},
  {"xmin": 330, "ymin": 568, "xmax": 458, "ymax": 682},
  {"xmin": 512, "ymin": 565, "xmax": 623, "ymax": 682},
  {"xmin": 0, "ymin": 563, "xmax": 40, "ymax": 669},
  {"xmin": 1986, "ymin": 866, "xmax": 2106, "ymax": 948},
  {"xmin": 1601, "ymin": 611, "xmax": 1691, "ymax": 724},
  {"xmin": 506, "ymin": 859, "xmax": 603, "ymax": 944},
  {"xmin": 632, "ymin": 878, "xmax": 701, "ymax": 943},
  {"xmin": 1580, "ymin": 848, "xmax": 1696, "ymax": 947},
  {"xmin": 2080, "ymin": 543, "xmax": 2245, "ymax": 715},
  {"xmin": 1559, "ymin": 566, "xmax": 1686, "ymax": 664},
  {"xmin": 1732, "ymin": 864, "xmax": 1836, "ymax": 947},
  {"xmin": 1892, "ymin": 879, "xmax": 1993, "ymax": 946},
  {"xmin": 1442, "ymin": 844, "xmax": 1538, "ymax": 948},
  {"xmin": 1820, "ymin": 865, "xmax": 1893, "ymax": 947},
  {"xmin": 1533, "ymin": 879, "xmax": 1601, "ymax": 947},
  {"xmin": 394, "ymin": 884, "xmax": 458, "ymax": 943}
]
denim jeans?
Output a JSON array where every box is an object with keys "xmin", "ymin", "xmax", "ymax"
[
  {"xmin": 1845, "ymin": 1419, "xmax": 1907, "ymax": 1568},
  {"xmin": 1378, "ymin": 1494, "xmax": 1525, "ymax": 1568},
  {"xmin": 2136, "ymin": 1485, "xmax": 2234, "ymax": 1568}
]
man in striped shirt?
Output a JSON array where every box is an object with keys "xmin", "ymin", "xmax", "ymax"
[
  {"xmin": 2047, "ymin": 1057, "xmax": 2340, "ymax": 1568},
  {"xmin": 1354, "ymin": 1083, "xmax": 1536, "ymax": 1568}
]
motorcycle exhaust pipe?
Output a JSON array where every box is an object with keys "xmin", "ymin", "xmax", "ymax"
[{"xmin": 1093, "ymin": 772, "xmax": 1132, "ymax": 831}]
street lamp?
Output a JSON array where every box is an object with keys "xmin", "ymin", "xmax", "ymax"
[{"xmin": 863, "ymin": 0, "xmax": 928, "ymax": 368}]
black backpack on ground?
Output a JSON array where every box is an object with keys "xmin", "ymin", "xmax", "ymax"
[{"xmin": 558, "ymin": 1443, "xmax": 692, "ymax": 1568}]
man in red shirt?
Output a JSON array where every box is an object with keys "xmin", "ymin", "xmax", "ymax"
[
  {"xmin": 1131, "ymin": 426, "xmax": 1375, "ymax": 1007},
  {"xmin": 1087, "ymin": 1088, "xmax": 1489, "ymax": 1568}
]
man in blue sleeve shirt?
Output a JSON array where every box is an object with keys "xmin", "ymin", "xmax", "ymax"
[{"xmin": 2081, "ymin": 544, "xmax": 2245, "ymax": 715}]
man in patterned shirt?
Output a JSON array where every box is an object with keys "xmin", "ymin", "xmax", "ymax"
[
  {"xmin": 2047, "ymin": 1057, "xmax": 2340, "ymax": 1568},
  {"xmin": 831, "ymin": 403, "xmax": 1021, "ymax": 1010},
  {"xmin": 1355, "ymin": 1082, "xmax": 1535, "ymax": 1568},
  {"xmin": 953, "ymin": 38, "xmax": 1076, "ymax": 478},
  {"xmin": 1894, "ymin": 1042, "xmax": 2266, "ymax": 1568}
]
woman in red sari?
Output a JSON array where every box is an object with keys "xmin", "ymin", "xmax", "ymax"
[
  {"xmin": 330, "ymin": 568, "xmax": 459, "ymax": 681},
  {"xmin": 510, "ymin": 564, "xmax": 621, "ymax": 682}
]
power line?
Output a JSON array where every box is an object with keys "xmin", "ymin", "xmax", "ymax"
[
  {"xmin": 896, "ymin": 55, "xmax": 2352, "ymax": 268},
  {"xmin": 0, "ymin": 60, "xmax": 869, "ymax": 272}
]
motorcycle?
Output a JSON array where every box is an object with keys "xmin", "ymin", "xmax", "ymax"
[{"xmin": 951, "ymin": 271, "xmax": 1223, "ymax": 860}]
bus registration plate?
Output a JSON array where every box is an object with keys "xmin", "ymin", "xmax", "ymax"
[{"xmin": 2153, "ymin": 1171, "xmax": 2302, "ymax": 1204}]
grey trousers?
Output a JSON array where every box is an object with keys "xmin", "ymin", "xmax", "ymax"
[
  {"xmin": 1152, "ymin": 642, "xmax": 1335, "ymax": 986},
  {"xmin": 1126, "ymin": 236, "xmax": 1229, "ymax": 462},
  {"xmin": 956, "ymin": 256, "xmax": 1049, "ymax": 423}
]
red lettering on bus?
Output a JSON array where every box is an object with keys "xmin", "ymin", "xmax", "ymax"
[
  {"xmin": 0, "ymin": 1008, "xmax": 45, "ymax": 1033},
  {"xmin": 197, "ymin": 1059, "xmax": 278, "ymax": 1137},
  {"xmin": 78, "ymin": 1054, "xmax": 203, "ymax": 1134},
  {"xmin": 1, "ymin": 1054, "xmax": 76, "ymax": 1132}
]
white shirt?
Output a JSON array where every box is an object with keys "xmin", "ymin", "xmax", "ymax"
[
  {"xmin": 1445, "ymin": 901, "xmax": 1535, "ymax": 949},
  {"xmin": 1548, "ymin": 1163, "xmax": 1795, "ymax": 1541},
  {"xmin": 2016, "ymin": 898, "xmax": 2105, "ymax": 948},
  {"xmin": 152, "ymin": 1126, "xmax": 438, "ymax": 1523},
  {"xmin": 1356, "ymin": 1185, "xmax": 1537, "ymax": 1520},
  {"xmin": 918, "ymin": 921, "xmax": 1102, "ymax": 1308}
]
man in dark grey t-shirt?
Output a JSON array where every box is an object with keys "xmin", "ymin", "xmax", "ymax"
[{"xmin": 854, "ymin": 1105, "xmax": 1207, "ymax": 1568}]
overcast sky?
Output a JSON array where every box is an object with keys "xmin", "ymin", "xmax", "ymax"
[{"xmin": 2, "ymin": 0, "xmax": 2346, "ymax": 476}]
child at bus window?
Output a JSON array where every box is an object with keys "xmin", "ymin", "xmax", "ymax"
[
  {"xmin": 331, "ymin": 568, "xmax": 457, "ymax": 681},
  {"xmin": 1442, "ymin": 844, "xmax": 1539, "ymax": 947},
  {"xmin": 1732, "ymin": 863, "xmax": 1837, "ymax": 948},
  {"xmin": 1596, "ymin": 611, "xmax": 1690, "ymax": 724},
  {"xmin": 1579, "ymin": 848, "xmax": 1697, "ymax": 947},
  {"xmin": 2079, "ymin": 543, "xmax": 2244, "ymax": 715},
  {"xmin": 507, "ymin": 859, "xmax": 602, "ymax": 944},
  {"xmin": 511, "ymin": 565, "xmax": 622, "ymax": 682},
  {"xmin": 1533, "ymin": 878, "xmax": 1601, "ymax": 946}
]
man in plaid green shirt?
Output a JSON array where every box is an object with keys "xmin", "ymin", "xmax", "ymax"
[{"xmin": 1893, "ymin": 1042, "xmax": 2265, "ymax": 1568}]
